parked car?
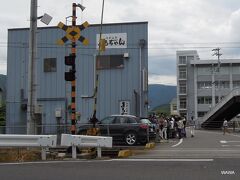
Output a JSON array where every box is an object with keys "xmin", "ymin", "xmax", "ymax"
[{"xmin": 78, "ymin": 115, "xmax": 154, "ymax": 146}]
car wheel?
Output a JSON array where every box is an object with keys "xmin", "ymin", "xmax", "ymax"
[{"xmin": 125, "ymin": 132, "xmax": 137, "ymax": 146}]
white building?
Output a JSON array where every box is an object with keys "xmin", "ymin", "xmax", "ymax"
[{"xmin": 176, "ymin": 50, "xmax": 240, "ymax": 123}]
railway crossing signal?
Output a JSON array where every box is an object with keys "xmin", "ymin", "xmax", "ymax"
[
  {"xmin": 57, "ymin": 3, "xmax": 89, "ymax": 134},
  {"xmin": 65, "ymin": 54, "xmax": 76, "ymax": 81},
  {"xmin": 57, "ymin": 21, "xmax": 89, "ymax": 46}
]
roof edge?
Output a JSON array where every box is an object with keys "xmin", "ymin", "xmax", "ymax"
[{"xmin": 8, "ymin": 21, "xmax": 148, "ymax": 31}]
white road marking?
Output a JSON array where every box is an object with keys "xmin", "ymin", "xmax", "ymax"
[
  {"xmin": 200, "ymin": 130, "xmax": 240, "ymax": 138},
  {"xmin": 221, "ymin": 145, "xmax": 230, "ymax": 147},
  {"xmin": 111, "ymin": 158, "xmax": 214, "ymax": 162},
  {"xmin": 222, "ymin": 145, "xmax": 240, "ymax": 147},
  {"xmin": 171, "ymin": 138, "xmax": 183, "ymax": 147},
  {"xmin": 149, "ymin": 149, "xmax": 240, "ymax": 152},
  {"xmin": 0, "ymin": 160, "xmax": 112, "ymax": 166},
  {"xmin": 0, "ymin": 158, "xmax": 214, "ymax": 165},
  {"xmin": 220, "ymin": 140, "xmax": 240, "ymax": 144}
]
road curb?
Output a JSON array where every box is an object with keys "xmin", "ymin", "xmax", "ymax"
[
  {"xmin": 145, "ymin": 142, "xmax": 156, "ymax": 149},
  {"xmin": 118, "ymin": 150, "xmax": 132, "ymax": 158}
]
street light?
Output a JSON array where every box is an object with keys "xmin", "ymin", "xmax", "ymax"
[{"xmin": 39, "ymin": 13, "xmax": 53, "ymax": 25}]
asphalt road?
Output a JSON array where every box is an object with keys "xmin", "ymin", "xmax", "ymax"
[
  {"xmin": 132, "ymin": 129, "xmax": 240, "ymax": 158},
  {"xmin": 0, "ymin": 130, "xmax": 239, "ymax": 180},
  {"xmin": 0, "ymin": 158, "xmax": 239, "ymax": 180}
]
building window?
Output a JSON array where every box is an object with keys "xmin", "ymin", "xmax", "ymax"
[
  {"xmin": 198, "ymin": 111, "xmax": 207, "ymax": 117},
  {"xmin": 197, "ymin": 96, "xmax": 212, "ymax": 104},
  {"xmin": 179, "ymin": 66, "xmax": 187, "ymax": 79},
  {"xmin": 197, "ymin": 81, "xmax": 212, "ymax": 89},
  {"xmin": 232, "ymin": 66, "xmax": 240, "ymax": 74},
  {"xmin": 197, "ymin": 67, "xmax": 212, "ymax": 75},
  {"xmin": 179, "ymin": 81, "xmax": 186, "ymax": 94},
  {"xmin": 215, "ymin": 81, "xmax": 229, "ymax": 89},
  {"xmin": 44, "ymin": 58, "xmax": 57, "ymax": 72},
  {"xmin": 96, "ymin": 55, "xmax": 124, "ymax": 70},
  {"xmin": 233, "ymin": 81, "xmax": 240, "ymax": 88},
  {"xmin": 179, "ymin": 56, "xmax": 186, "ymax": 64},
  {"xmin": 172, "ymin": 104, "xmax": 177, "ymax": 111},
  {"xmin": 179, "ymin": 96, "xmax": 186, "ymax": 109},
  {"xmin": 205, "ymin": 97, "xmax": 212, "ymax": 104}
]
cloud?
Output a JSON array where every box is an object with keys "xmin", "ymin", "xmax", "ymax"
[
  {"xmin": 149, "ymin": 74, "xmax": 176, "ymax": 85},
  {"xmin": 1, "ymin": 0, "xmax": 240, "ymax": 84}
]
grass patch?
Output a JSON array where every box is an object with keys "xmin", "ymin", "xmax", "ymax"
[{"xmin": 0, "ymin": 148, "xmax": 41, "ymax": 162}]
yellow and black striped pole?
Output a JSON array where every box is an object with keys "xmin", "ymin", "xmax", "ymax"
[
  {"xmin": 57, "ymin": 3, "xmax": 89, "ymax": 135},
  {"xmin": 70, "ymin": 3, "xmax": 77, "ymax": 135}
]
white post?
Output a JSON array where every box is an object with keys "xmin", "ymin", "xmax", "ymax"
[
  {"xmin": 72, "ymin": 145, "xmax": 77, "ymax": 159},
  {"xmin": 41, "ymin": 148, "xmax": 47, "ymax": 160},
  {"xmin": 97, "ymin": 147, "xmax": 102, "ymax": 158}
]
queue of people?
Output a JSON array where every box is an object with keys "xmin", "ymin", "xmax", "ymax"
[{"xmin": 148, "ymin": 114, "xmax": 195, "ymax": 141}]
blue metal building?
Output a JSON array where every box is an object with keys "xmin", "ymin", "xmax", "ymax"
[{"xmin": 6, "ymin": 22, "xmax": 148, "ymax": 134}]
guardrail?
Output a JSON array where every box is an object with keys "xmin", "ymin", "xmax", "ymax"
[
  {"xmin": 61, "ymin": 134, "xmax": 112, "ymax": 159},
  {"xmin": 0, "ymin": 134, "xmax": 57, "ymax": 160}
]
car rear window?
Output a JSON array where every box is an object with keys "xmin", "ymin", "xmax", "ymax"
[
  {"xmin": 126, "ymin": 118, "xmax": 137, "ymax": 124},
  {"xmin": 100, "ymin": 116, "xmax": 115, "ymax": 124}
]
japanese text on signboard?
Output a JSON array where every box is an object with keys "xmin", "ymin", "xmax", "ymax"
[{"xmin": 96, "ymin": 33, "xmax": 127, "ymax": 49}]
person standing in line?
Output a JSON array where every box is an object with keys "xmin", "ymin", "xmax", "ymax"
[
  {"xmin": 176, "ymin": 118, "xmax": 184, "ymax": 139},
  {"xmin": 182, "ymin": 116, "xmax": 187, "ymax": 138},
  {"xmin": 162, "ymin": 118, "xmax": 168, "ymax": 140},
  {"xmin": 189, "ymin": 116, "xmax": 195, "ymax": 137},
  {"xmin": 223, "ymin": 119, "xmax": 228, "ymax": 135},
  {"xmin": 158, "ymin": 116, "xmax": 164, "ymax": 140},
  {"xmin": 169, "ymin": 116, "xmax": 175, "ymax": 138}
]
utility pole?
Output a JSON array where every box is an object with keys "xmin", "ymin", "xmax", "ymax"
[
  {"xmin": 27, "ymin": 0, "xmax": 52, "ymax": 134},
  {"xmin": 212, "ymin": 48, "xmax": 222, "ymax": 72},
  {"xmin": 27, "ymin": 0, "xmax": 38, "ymax": 134},
  {"xmin": 212, "ymin": 48, "xmax": 222, "ymax": 105}
]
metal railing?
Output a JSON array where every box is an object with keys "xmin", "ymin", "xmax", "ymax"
[
  {"xmin": 0, "ymin": 134, "xmax": 57, "ymax": 160},
  {"xmin": 199, "ymin": 88, "xmax": 240, "ymax": 125},
  {"xmin": 61, "ymin": 134, "xmax": 112, "ymax": 159}
]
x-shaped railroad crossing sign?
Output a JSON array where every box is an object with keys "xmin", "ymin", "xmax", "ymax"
[{"xmin": 57, "ymin": 21, "xmax": 89, "ymax": 45}]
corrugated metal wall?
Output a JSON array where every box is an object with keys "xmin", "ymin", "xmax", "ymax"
[{"xmin": 6, "ymin": 22, "xmax": 148, "ymax": 134}]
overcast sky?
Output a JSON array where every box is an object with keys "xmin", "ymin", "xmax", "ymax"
[{"xmin": 1, "ymin": 0, "xmax": 240, "ymax": 85}]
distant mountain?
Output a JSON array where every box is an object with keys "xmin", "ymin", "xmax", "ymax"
[
  {"xmin": 148, "ymin": 84, "xmax": 176, "ymax": 110},
  {"xmin": 152, "ymin": 104, "xmax": 170, "ymax": 115}
]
